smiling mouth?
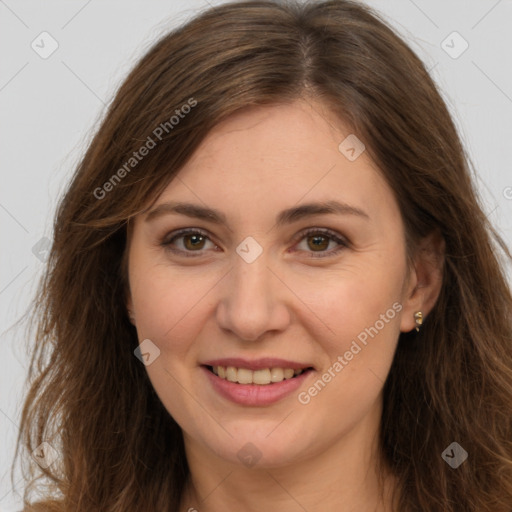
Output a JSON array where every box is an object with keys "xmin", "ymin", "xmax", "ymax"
[{"xmin": 205, "ymin": 365, "xmax": 314, "ymax": 385}]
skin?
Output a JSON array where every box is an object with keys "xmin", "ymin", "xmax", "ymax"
[{"xmin": 126, "ymin": 99, "xmax": 444, "ymax": 512}]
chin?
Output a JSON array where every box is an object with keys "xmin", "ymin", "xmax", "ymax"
[{"xmin": 199, "ymin": 424, "xmax": 315, "ymax": 469}]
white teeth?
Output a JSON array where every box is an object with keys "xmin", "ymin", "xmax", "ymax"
[
  {"xmin": 283, "ymin": 368, "xmax": 294, "ymax": 379},
  {"xmin": 211, "ymin": 366, "xmax": 307, "ymax": 385},
  {"xmin": 253, "ymin": 369, "xmax": 271, "ymax": 385},
  {"xmin": 226, "ymin": 366, "xmax": 237, "ymax": 382},
  {"xmin": 237, "ymin": 368, "xmax": 253, "ymax": 384},
  {"xmin": 270, "ymin": 368, "xmax": 284, "ymax": 382}
]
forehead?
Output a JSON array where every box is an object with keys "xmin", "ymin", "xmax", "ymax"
[{"xmin": 145, "ymin": 100, "xmax": 397, "ymax": 227}]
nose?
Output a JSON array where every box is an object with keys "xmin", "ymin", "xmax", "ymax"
[{"xmin": 215, "ymin": 251, "xmax": 291, "ymax": 342}]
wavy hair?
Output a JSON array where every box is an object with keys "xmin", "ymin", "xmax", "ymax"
[{"xmin": 13, "ymin": 1, "xmax": 512, "ymax": 510}]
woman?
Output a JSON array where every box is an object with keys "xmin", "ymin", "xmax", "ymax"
[{"xmin": 14, "ymin": 0, "xmax": 512, "ymax": 511}]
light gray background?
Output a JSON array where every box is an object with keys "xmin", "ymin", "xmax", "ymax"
[{"xmin": 1, "ymin": 1, "xmax": 511, "ymax": 509}]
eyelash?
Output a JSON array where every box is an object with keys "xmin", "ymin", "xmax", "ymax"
[{"xmin": 161, "ymin": 227, "xmax": 349, "ymax": 259}]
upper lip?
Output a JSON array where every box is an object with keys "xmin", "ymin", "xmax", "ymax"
[{"xmin": 202, "ymin": 357, "xmax": 314, "ymax": 371}]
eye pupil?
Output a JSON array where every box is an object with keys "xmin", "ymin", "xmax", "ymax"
[
  {"xmin": 185, "ymin": 234, "xmax": 205, "ymax": 250},
  {"xmin": 308, "ymin": 235, "xmax": 328, "ymax": 251}
]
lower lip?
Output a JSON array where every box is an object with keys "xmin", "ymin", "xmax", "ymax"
[{"xmin": 202, "ymin": 366, "xmax": 313, "ymax": 406}]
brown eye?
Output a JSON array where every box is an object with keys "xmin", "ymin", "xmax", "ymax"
[
  {"xmin": 293, "ymin": 228, "xmax": 348, "ymax": 258},
  {"xmin": 307, "ymin": 234, "xmax": 330, "ymax": 251},
  {"xmin": 183, "ymin": 233, "xmax": 207, "ymax": 250},
  {"xmin": 162, "ymin": 229, "xmax": 217, "ymax": 257}
]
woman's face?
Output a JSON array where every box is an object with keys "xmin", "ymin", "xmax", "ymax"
[{"xmin": 126, "ymin": 99, "xmax": 416, "ymax": 468}]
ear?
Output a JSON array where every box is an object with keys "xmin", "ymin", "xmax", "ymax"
[{"xmin": 400, "ymin": 229, "xmax": 445, "ymax": 333}]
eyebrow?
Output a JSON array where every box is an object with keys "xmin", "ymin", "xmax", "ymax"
[{"xmin": 145, "ymin": 200, "xmax": 370, "ymax": 227}]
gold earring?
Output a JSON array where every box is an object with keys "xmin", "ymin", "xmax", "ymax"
[{"xmin": 414, "ymin": 311, "xmax": 423, "ymax": 332}]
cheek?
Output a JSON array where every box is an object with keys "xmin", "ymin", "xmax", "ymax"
[
  {"xmin": 296, "ymin": 256, "xmax": 405, "ymax": 394},
  {"xmin": 128, "ymin": 256, "xmax": 219, "ymax": 360},
  {"xmin": 291, "ymin": 283, "xmax": 402, "ymax": 428},
  {"xmin": 128, "ymin": 259, "xmax": 216, "ymax": 428}
]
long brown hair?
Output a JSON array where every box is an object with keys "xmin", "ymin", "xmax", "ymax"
[{"xmin": 14, "ymin": 1, "xmax": 512, "ymax": 510}]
